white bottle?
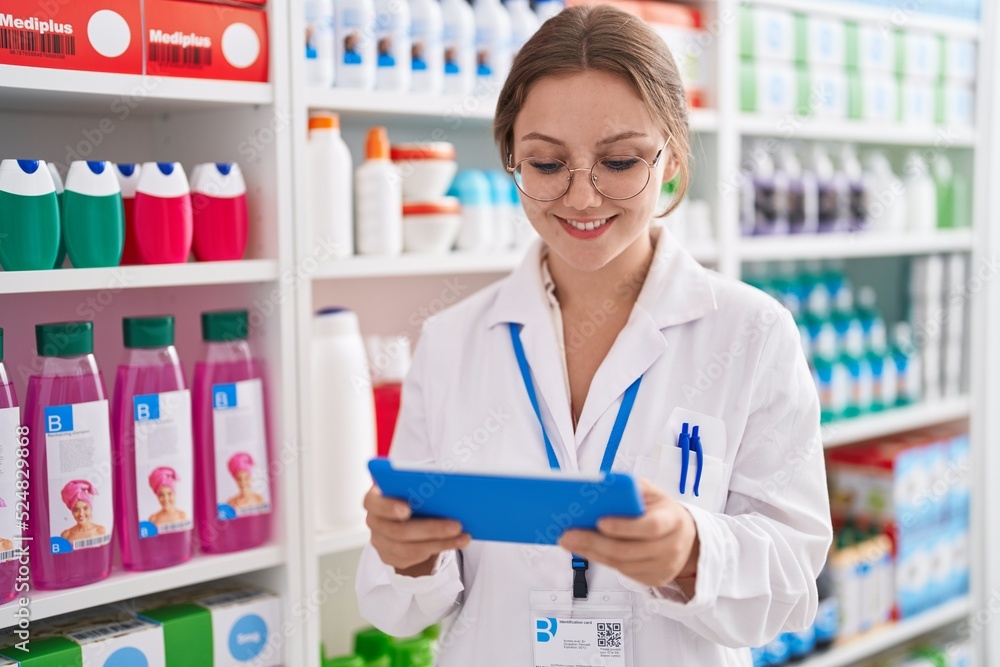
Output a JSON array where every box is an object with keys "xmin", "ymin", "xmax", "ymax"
[
  {"xmin": 505, "ymin": 0, "xmax": 538, "ymax": 58},
  {"xmin": 335, "ymin": 0, "xmax": 377, "ymax": 89},
  {"xmin": 311, "ymin": 308, "xmax": 377, "ymax": 532},
  {"xmin": 307, "ymin": 112, "xmax": 354, "ymax": 260},
  {"xmin": 534, "ymin": 0, "xmax": 563, "ymax": 24},
  {"xmin": 356, "ymin": 127, "xmax": 403, "ymax": 255},
  {"xmin": 305, "ymin": 0, "xmax": 336, "ymax": 87},
  {"xmin": 441, "ymin": 0, "xmax": 477, "ymax": 95},
  {"xmin": 473, "ymin": 0, "xmax": 512, "ymax": 91},
  {"xmin": 903, "ymin": 152, "xmax": 937, "ymax": 234},
  {"xmin": 863, "ymin": 152, "xmax": 906, "ymax": 235},
  {"xmin": 374, "ymin": 0, "xmax": 411, "ymax": 91},
  {"xmin": 410, "ymin": 0, "xmax": 445, "ymax": 94},
  {"xmin": 838, "ymin": 144, "xmax": 867, "ymax": 232}
]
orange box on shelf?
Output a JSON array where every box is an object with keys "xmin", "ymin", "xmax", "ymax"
[
  {"xmin": 0, "ymin": 0, "xmax": 143, "ymax": 74},
  {"xmin": 143, "ymin": 0, "xmax": 268, "ymax": 82}
]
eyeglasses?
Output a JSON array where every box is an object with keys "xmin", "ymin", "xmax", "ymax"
[{"xmin": 506, "ymin": 137, "xmax": 671, "ymax": 202}]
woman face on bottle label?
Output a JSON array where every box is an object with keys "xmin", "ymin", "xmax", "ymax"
[
  {"xmin": 511, "ymin": 70, "xmax": 678, "ymax": 274},
  {"xmin": 72, "ymin": 500, "xmax": 93, "ymax": 526}
]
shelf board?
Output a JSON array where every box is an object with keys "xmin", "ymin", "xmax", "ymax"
[
  {"xmin": 739, "ymin": 229, "xmax": 974, "ymax": 261},
  {"xmin": 0, "ymin": 545, "xmax": 284, "ymax": 630},
  {"xmin": 0, "ymin": 66, "xmax": 273, "ymax": 114},
  {"xmin": 801, "ymin": 597, "xmax": 971, "ymax": 667},
  {"xmin": 316, "ymin": 526, "xmax": 371, "ymax": 556},
  {"xmin": 0, "ymin": 260, "xmax": 280, "ymax": 294},
  {"xmin": 742, "ymin": 0, "xmax": 980, "ymax": 39},
  {"xmin": 823, "ymin": 397, "xmax": 970, "ymax": 448},
  {"xmin": 738, "ymin": 115, "xmax": 976, "ymax": 147},
  {"xmin": 306, "ymin": 87, "xmax": 719, "ymax": 132}
]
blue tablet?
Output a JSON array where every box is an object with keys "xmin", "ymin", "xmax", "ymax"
[{"xmin": 369, "ymin": 458, "xmax": 645, "ymax": 545}]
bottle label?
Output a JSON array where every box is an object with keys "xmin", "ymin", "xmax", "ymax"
[
  {"xmin": 212, "ymin": 380, "xmax": 271, "ymax": 521},
  {"xmin": 0, "ymin": 407, "xmax": 22, "ymax": 563},
  {"xmin": 45, "ymin": 400, "xmax": 114, "ymax": 555},
  {"xmin": 133, "ymin": 390, "xmax": 194, "ymax": 539}
]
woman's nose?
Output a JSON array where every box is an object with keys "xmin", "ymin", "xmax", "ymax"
[{"xmin": 562, "ymin": 169, "xmax": 604, "ymax": 210}]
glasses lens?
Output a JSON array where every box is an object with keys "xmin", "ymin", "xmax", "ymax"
[
  {"xmin": 514, "ymin": 159, "xmax": 570, "ymax": 201},
  {"xmin": 593, "ymin": 156, "xmax": 651, "ymax": 199}
]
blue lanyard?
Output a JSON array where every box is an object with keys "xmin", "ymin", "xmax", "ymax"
[{"xmin": 508, "ymin": 323, "xmax": 642, "ymax": 598}]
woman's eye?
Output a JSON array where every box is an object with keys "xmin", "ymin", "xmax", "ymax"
[
  {"xmin": 528, "ymin": 160, "xmax": 564, "ymax": 175},
  {"xmin": 602, "ymin": 157, "xmax": 640, "ymax": 172}
]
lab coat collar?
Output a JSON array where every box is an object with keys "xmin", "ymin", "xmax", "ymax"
[{"xmin": 486, "ymin": 228, "xmax": 717, "ymax": 457}]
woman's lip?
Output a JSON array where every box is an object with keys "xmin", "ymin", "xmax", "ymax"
[{"xmin": 557, "ymin": 214, "xmax": 616, "ymax": 239}]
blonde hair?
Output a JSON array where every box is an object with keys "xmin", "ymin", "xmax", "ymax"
[{"xmin": 493, "ymin": 4, "xmax": 690, "ymax": 217}]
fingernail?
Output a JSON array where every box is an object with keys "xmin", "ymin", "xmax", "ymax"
[{"xmin": 396, "ymin": 506, "xmax": 410, "ymax": 519}]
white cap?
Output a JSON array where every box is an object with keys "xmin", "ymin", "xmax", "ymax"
[
  {"xmin": 314, "ymin": 307, "xmax": 362, "ymax": 337},
  {"xmin": 66, "ymin": 161, "xmax": 121, "ymax": 197},
  {"xmin": 868, "ymin": 318, "xmax": 887, "ymax": 354},
  {"xmin": 0, "ymin": 159, "xmax": 56, "ymax": 196},
  {"xmin": 816, "ymin": 323, "xmax": 838, "ymax": 359},
  {"xmin": 114, "ymin": 163, "xmax": 141, "ymax": 198},
  {"xmin": 47, "ymin": 162, "xmax": 64, "ymax": 193},
  {"xmin": 845, "ymin": 321, "xmax": 865, "ymax": 356},
  {"xmin": 137, "ymin": 162, "xmax": 190, "ymax": 198},
  {"xmin": 191, "ymin": 163, "xmax": 246, "ymax": 198},
  {"xmin": 367, "ymin": 335, "xmax": 411, "ymax": 384}
]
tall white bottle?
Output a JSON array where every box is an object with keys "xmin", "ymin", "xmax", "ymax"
[
  {"xmin": 506, "ymin": 0, "xmax": 538, "ymax": 58},
  {"xmin": 863, "ymin": 152, "xmax": 907, "ymax": 235},
  {"xmin": 307, "ymin": 112, "xmax": 354, "ymax": 259},
  {"xmin": 374, "ymin": 0, "xmax": 411, "ymax": 91},
  {"xmin": 311, "ymin": 308, "xmax": 377, "ymax": 532},
  {"xmin": 473, "ymin": 0, "xmax": 512, "ymax": 91},
  {"xmin": 356, "ymin": 127, "xmax": 403, "ymax": 255},
  {"xmin": 335, "ymin": 0, "xmax": 377, "ymax": 89},
  {"xmin": 903, "ymin": 152, "xmax": 937, "ymax": 234},
  {"xmin": 441, "ymin": 0, "xmax": 476, "ymax": 95},
  {"xmin": 411, "ymin": 0, "xmax": 445, "ymax": 94},
  {"xmin": 534, "ymin": 0, "xmax": 563, "ymax": 24},
  {"xmin": 305, "ymin": 0, "xmax": 336, "ymax": 86}
]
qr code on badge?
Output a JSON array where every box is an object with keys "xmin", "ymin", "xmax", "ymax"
[{"xmin": 597, "ymin": 622, "xmax": 622, "ymax": 648}]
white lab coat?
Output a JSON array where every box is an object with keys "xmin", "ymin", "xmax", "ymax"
[{"xmin": 357, "ymin": 231, "xmax": 833, "ymax": 666}]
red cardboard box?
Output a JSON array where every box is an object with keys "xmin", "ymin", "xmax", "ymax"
[
  {"xmin": 0, "ymin": 1, "xmax": 142, "ymax": 74},
  {"xmin": 144, "ymin": 0, "xmax": 268, "ymax": 82}
]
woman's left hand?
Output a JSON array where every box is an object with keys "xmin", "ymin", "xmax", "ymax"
[{"xmin": 558, "ymin": 478, "xmax": 700, "ymax": 591}]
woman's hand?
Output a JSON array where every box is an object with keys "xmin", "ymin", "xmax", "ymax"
[
  {"xmin": 364, "ymin": 485, "xmax": 471, "ymax": 577},
  {"xmin": 558, "ymin": 478, "xmax": 700, "ymax": 594}
]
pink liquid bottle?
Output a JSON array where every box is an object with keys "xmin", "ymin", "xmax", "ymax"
[
  {"xmin": 112, "ymin": 316, "xmax": 194, "ymax": 571},
  {"xmin": 191, "ymin": 163, "xmax": 249, "ymax": 262},
  {"xmin": 133, "ymin": 162, "xmax": 193, "ymax": 265},
  {"xmin": 24, "ymin": 322, "xmax": 113, "ymax": 590},
  {"xmin": 115, "ymin": 163, "xmax": 143, "ymax": 265},
  {"xmin": 193, "ymin": 310, "xmax": 273, "ymax": 553},
  {"xmin": 0, "ymin": 328, "xmax": 21, "ymax": 604}
]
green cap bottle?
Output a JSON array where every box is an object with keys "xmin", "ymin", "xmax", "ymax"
[
  {"xmin": 389, "ymin": 637, "xmax": 434, "ymax": 667},
  {"xmin": 201, "ymin": 310, "xmax": 249, "ymax": 342},
  {"xmin": 123, "ymin": 316, "xmax": 175, "ymax": 349},
  {"xmin": 35, "ymin": 321, "xmax": 94, "ymax": 357}
]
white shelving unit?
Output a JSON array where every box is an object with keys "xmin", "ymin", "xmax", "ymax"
[
  {"xmin": 822, "ymin": 397, "xmax": 971, "ymax": 449},
  {"xmin": 737, "ymin": 115, "xmax": 977, "ymax": 147},
  {"xmin": 739, "ymin": 230, "xmax": 974, "ymax": 262}
]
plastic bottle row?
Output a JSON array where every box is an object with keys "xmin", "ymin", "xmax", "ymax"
[
  {"xmin": 0, "ymin": 159, "xmax": 249, "ymax": 272},
  {"xmin": 739, "ymin": 142, "xmax": 969, "ymax": 237},
  {"xmin": 307, "ymin": 117, "xmax": 535, "ymax": 259},
  {"xmin": 0, "ymin": 311, "xmax": 273, "ymax": 601},
  {"xmin": 304, "ymin": 0, "xmax": 562, "ymax": 95}
]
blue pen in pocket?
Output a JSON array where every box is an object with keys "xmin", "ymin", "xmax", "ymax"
[
  {"xmin": 677, "ymin": 422, "xmax": 690, "ymax": 494},
  {"xmin": 690, "ymin": 425, "xmax": 704, "ymax": 497}
]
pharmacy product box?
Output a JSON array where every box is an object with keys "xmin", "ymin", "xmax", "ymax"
[
  {"xmin": 846, "ymin": 22, "xmax": 895, "ymax": 73},
  {"xmin": 143, "ymin": 0, "xmax": 268, "ymax": 82},
  {"xmin": 739, "ymin": 61, "xmax": 808, "ymax": 115},
  {"xmin": 807, "ymin": 67, "xmax": 849, "ymax": 119},
  {"xmin": 949, "ymin": 520, "xmax": 970, "ymax": 598},
  {"xmin": 848, "ymin": 73, "xmax": 898, "ymax": 122},
  {"xmin": 939, "ymin": 82, "xmax": 975, "ymax": 126},
  {"xmin": 895, "ymin": 526, "xmax": 937, "ymax": 619},
  {"xmin": 948, "ymin": 432, "xmax": 971, "ymax": 524},
  {"xmin": 141, "ymin": 585, "xmax": 281, "ymax": 667},
  {"xmin": 943, "ymin": 37, "xmax": 977, "ymax": 81},
  {"xmin": 0, "ymin": 617, "xmax": 166, "ymax": 666},
  {"xmin": 0, "ymin": 1, "xmax": 142, "ymax": 74},
  {"xmin": 899, "ymin": 77, "xmax": 938, "ymax": 126},
  {"xmin": 739, "ymin": 6, "xmax": 795, "ymax": 62},
  {"xmin": 641, "ymin": 3, "xmax": 708, "ymax": 108},
  {"xmin": 795, "ymin": 15, "xmax": 846, "ymax": 68},
  {"xmin": 896, "ymin": 31, "xmax": 941, "ymax": 79}
]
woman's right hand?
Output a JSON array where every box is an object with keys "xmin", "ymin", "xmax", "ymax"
[{"xmin": 364, "ymin": 485, "xmax": 471, "ymax": 577}]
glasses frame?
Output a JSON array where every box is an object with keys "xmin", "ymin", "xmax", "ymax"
[{"xmin": 506, "ymin": 136, "xmax": 672, "ymax": 202}]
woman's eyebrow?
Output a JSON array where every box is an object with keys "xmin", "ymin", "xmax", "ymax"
[
  {"xmin": 599, "ymin": 131, "xmax": 649, "ymax": 145},
  {"xmin": 520, "ymin": 132, "xmax": 564, "ymax": 145}
]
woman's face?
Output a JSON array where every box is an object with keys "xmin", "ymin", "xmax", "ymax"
[
  {"xmin": 511, "ymin": 70, "xmax": 678, "ymax": 272},
  {"xmin": 157, "ymin": 485, "xmax": 176, "ymax": 510},
  {"xmin": 236, "ymin": 470, "xmax": 252, "ymax": 492},
  {"xmin": 72, "ymin": 500, "xmax": 91, "ymax": 526}
]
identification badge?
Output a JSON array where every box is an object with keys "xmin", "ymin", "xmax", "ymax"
[{"xmin": 530, "ymin": 590, "xmax": 635, "ymax": 667}]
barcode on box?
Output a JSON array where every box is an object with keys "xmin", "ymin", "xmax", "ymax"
[
  {"xmin": 69, "ymin": 619, "xmax": 147, "ymax": 642},
  {"xmin": 148, "ymin": 43, "xmax": 212, "ymax": 66},
  {"xmin": 73, "ymin": 534, "xmax": 111, "ymax": 550},
  {"xmin": 0, "ymin": 28, "xmax": 76, "ymax": 56},
  {"xmin": 0, "ymin": 549, "xmax": 21, "ymax": 563}
]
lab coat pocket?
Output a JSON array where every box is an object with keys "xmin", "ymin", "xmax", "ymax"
[{"xmin": 636, "ymin": 449, "xmax": 729, "ymax": 513}]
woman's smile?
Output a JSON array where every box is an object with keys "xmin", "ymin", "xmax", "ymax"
[{"xmin": 556, "ymin": 214, "xmax": 617, "ymax": 238}]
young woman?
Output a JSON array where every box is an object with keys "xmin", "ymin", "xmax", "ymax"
[
  {"xmin": 357, "ymin": 6, "xmax": 832, "ymax": 664},
  {"xmin": 60, "ymin": 480, "xmax": 107, "ymax": 543}
]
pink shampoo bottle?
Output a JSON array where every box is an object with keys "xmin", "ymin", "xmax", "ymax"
[
  {"xmin": 112, "ymin": 316, "xmax": 194, "ymax": 571},
  {"xmin": 0, "ymin": 329, "xmax": 21, "ymax": 604},
  {"xmin": 191, "ymin": 163, "xmax": 249, "ymax": 262},
  {"xmin": 115, "ymin": 163, "xmax": 143, "ymax": 265},
  {"xmin": 193, "ymin": 310, "xmax": 273, "ymax": 553},
  {"xmin": 134, "ymin": 162, "xmax": 193, "ymax": 264},
  {"xmin": 24, "ymin": 322, "xmax": 113, "ymax": 590}
]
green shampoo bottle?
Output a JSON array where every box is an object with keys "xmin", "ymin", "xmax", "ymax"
[
  {"xmin": 0, "ymin": 159, "xmax": 60, "ymax": 271},
  {"xmin": 63, "ymin": 160, "xmax": 125, "ymax": 268}
]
